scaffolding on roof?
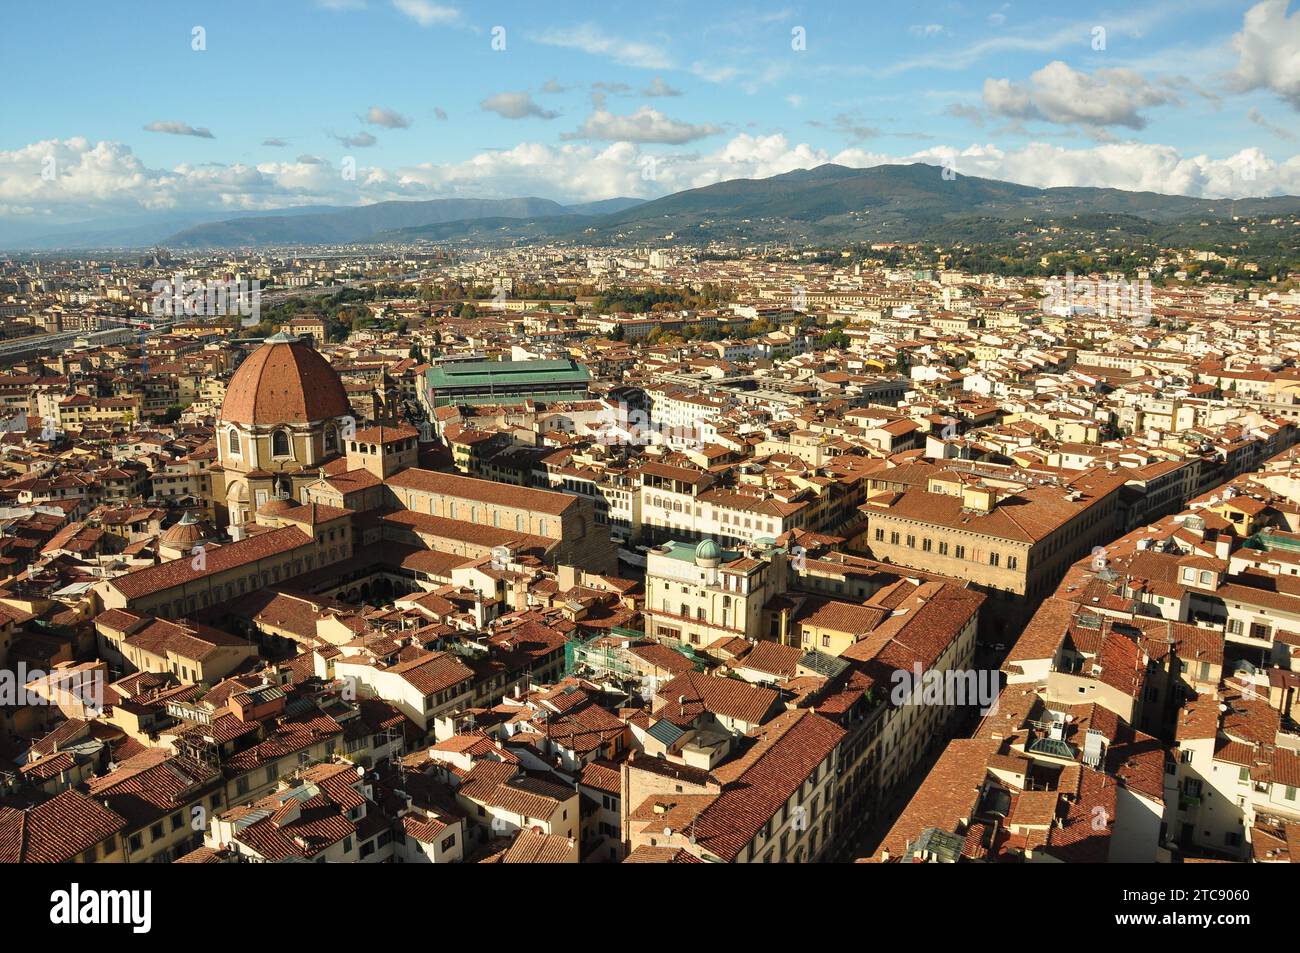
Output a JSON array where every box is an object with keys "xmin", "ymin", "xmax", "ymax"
[{"xmin": 563, "ymin": 626, "xmax": 703, "ymax": 679}]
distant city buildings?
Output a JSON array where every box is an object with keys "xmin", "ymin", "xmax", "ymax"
[{"xmin": 0, "ymin": 242, "xmax": 1296, "ymax": 867}]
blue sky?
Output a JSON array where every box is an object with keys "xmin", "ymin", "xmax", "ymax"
[{"xmin": 3, "ymin": 0, "xmax": 1299, "ymax": 226}]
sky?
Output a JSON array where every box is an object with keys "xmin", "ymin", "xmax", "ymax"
[{"xmin": 2, "ymin": 0, "xmax": 1299, "ymax": 228}]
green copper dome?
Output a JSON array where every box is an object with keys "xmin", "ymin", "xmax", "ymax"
[{"xmin": 694, "ymin": 538, "xmax": 722, "ymax": 564}]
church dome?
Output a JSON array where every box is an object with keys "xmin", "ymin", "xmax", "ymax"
[
  {"xmin": 220, "ymin": 332, "xmax": 351, "ymax": 426},
  {"xmin": 694, "ymin": 538, "xmax": 722, "ymax": 566},
  {"xmin": 159, "ymin": 511, "xmax": 215, "ymax": 548}
]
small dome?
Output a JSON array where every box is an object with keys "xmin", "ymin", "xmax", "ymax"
[
  {"xmin": 160, "ymin": 511, "xmax": 216, "ymax": 548},
  {"xmin": 694, "ymin": 538, "xmax": 722, "ymax": 566}
]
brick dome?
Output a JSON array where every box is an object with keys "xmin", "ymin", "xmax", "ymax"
[
  {"xmin": 159, "ymin": 511, "xmax": 215, "ymax": 548},
  {"xmin": 220, "ymin": 333, "xmax": 351, "ymax": 426}
]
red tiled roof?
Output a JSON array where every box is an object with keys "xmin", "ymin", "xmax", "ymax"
[
  {"xmin": 386, "ymin": 468, "xmax": 576, "ymax": 516},
  {"xmin": 104, "ymin": 526, "xmax": 311, "ymax": 600},
  {"xmin": 0, "ymin": 789, "xmax": 128, "ymax": 863},
  {"xmin": 220, "ymin": 337, "xmax": 351, "ymax": 425}
]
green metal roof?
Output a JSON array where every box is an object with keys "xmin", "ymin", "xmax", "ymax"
[
  {"xmin": 648, "ymin": 720, "xmax": 687, "ymax": 745},
  {"xmin": 655, "ymin": 540, "xmax": 740, "ymax": 563},
  {"xmin": 1027, "ymin": 737, "xmax": 1076, "ymax": 759},
  {"xmin": 911, "ymin": 826, "xmax": 964, "ymax": 862},
  {"xmin": 1248, "ymin": 529, "xmax": 1300, "ymax": 552},
  {"xmin": 798, "ymin": 649, "xmax": 849, "ymax": 679},
  {"xmin": 425, "ymin": 359, "xmax": 591, "ymax": 390}
]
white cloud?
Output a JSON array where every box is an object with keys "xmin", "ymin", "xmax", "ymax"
[
  {"xmin": 480, "ymin": 92, "xmax": 559, "ymax": 120},
  {"xmin": 563, "ymin": 107, "xmax": 718, "ymax": 144},
  {"xmin": 363, "ymin": 105, "xmax": 412, "ymax": 128},
  {"xmin": 690, "ymin": 62, "xmax": 739, "ymax": 83},
  {"xmin": 851, "ymin": 141, "xmax": 1300, "ymax": 199},
  {"xmin": 391, "ymin": 0, "xmax": 459, "ymax": 27},
  {"xmin": 642, "ymin": 77, "xmax": 682, "ymax": 97},
  {"xmin": 332, "ymin": 131, "xmax": 377, "ymax": 147},
  {"xmin": 3, "ymin": 135, "xmax": 1298, "ymax": 226},
  {"xmin": 143, "ymin": 121, "xmax": 214, "ymax": 139},
  {"xmin": 984, "ymin": 61, "xmax": 1178, "ymax": 129},
  {"xmin": 909, "ymin": 24, "xmax": 945, "ymax": 37},
  {"xmin": 876, "ymin": 6, "xmax": 1183, "ymax": 78},
  {"xmin": 1230, "ymin": 0, "xmax": 1300, "ymax": 109},
  {"xmin": 944, "ymin": 104, "xmax": 985, "ymax": 126},
  {"xmin": 535, "ymin": 24, "xmax": 673, "ymax": 69},
  {"xmin": 1248, "ymin": 106, "xmax": 1296, "ymax": 140}
]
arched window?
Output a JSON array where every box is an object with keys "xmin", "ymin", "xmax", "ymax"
[
  {"xmin": 227, "ymin": 428, "xmax": 240, "ymax": 455},
  {"xmin": 272, "ymin": 429, "xmax": 290, "ymax": 457},
  {"xmin": 324, "ymin": 425, "xmax": 338, "ymax": 454}
]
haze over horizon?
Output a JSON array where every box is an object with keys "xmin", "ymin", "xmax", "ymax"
[{"xmin": 4, "ymin": 0, "xmax": 1300, "ymax": 236}]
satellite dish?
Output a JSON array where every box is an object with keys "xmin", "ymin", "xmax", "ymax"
[{"xmin": 663, "ymin": 826, "xmax": 673, "ymax": 838}]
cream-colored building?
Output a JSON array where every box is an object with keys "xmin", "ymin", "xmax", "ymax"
[{"xmin": 643, "ymin": 539, "xmax": 786, "ymax": 646}]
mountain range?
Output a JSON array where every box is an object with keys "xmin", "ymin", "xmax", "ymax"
[{"xmin": 6, "ymin": 163, "xmax": 1299, "ymax": 251}]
